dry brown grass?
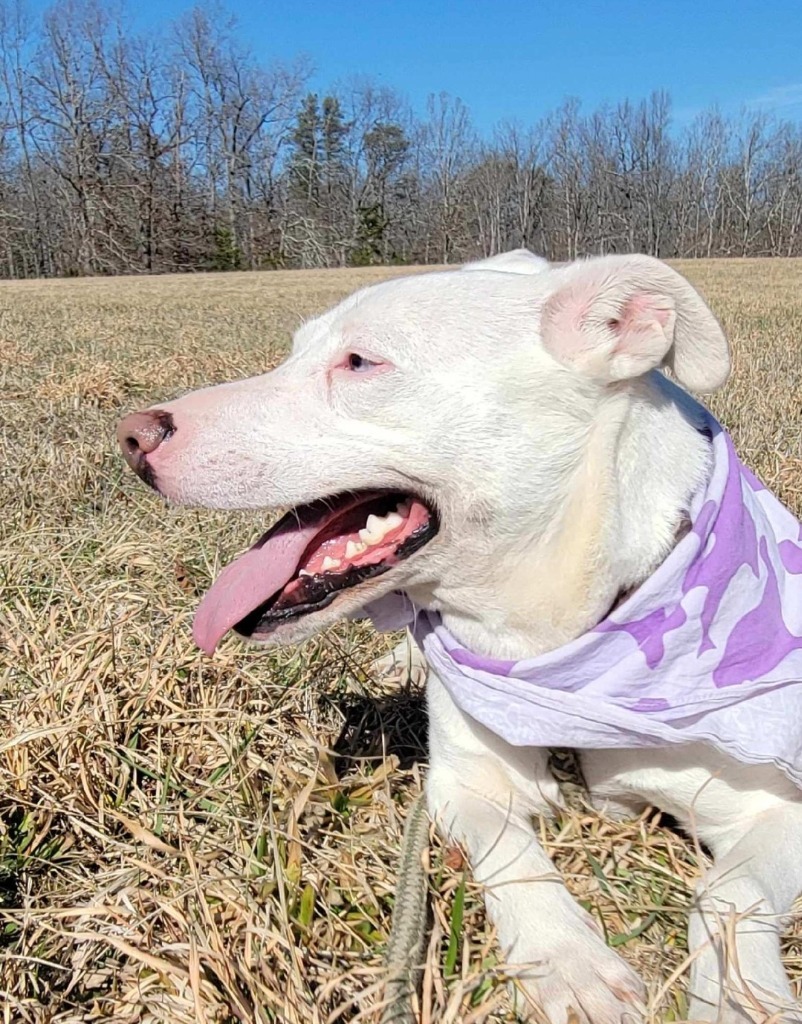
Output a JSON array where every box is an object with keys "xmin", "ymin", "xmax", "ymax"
[{"xmin": 1, "ymin": 259, "xmax": 801, "ymax": 1024}]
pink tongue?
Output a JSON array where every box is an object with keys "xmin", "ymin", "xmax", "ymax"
[{"xmin": 193, "ymin": 524, "xmax": 320, "ymax": 655}]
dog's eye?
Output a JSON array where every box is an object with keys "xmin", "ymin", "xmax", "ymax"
[{"xmin": 347, "ymin": 353, "xmax": 379, "ymax": 373}]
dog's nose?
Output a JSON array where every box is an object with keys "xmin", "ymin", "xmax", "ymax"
[{"xmin": 117, "ymin": 409, "xmax": 174, "ymax": 484}]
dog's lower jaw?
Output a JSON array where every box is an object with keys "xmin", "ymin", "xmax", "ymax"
[
  {"xmin": 231, "ymin": 593, "xmax": 378, "ymax": 648},
  {"xmin": 230, "ymin": 564, "xmax": 421, "ymax": 648}
]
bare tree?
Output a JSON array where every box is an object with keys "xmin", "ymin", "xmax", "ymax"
[
  {"xmin": 419, "ymin": 92, "xmax": 475, "ymax": 263},
  {"xmin": 0, "ymin": 0, "xmax": 801, "ymax": 277}
]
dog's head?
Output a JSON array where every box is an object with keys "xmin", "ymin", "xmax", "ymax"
[{"xmin": 117, "ymin": 251, "xmax": 729, "ymax": 655}]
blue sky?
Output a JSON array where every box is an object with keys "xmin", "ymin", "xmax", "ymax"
[{"xmin": 36, "ymin": 0, "xmax": 802, "ymax": 131}]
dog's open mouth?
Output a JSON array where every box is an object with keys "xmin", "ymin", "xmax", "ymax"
[{"xmin": 193, "ymin": 491, "xmax": 438, "ymax": 654}]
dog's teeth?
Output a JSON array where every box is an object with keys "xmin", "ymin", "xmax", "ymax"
[
  {"xmin": 299, "ymin": 569, "xmax": 313, "ymax": 577},
  {"xmin": 345, "ymin": 540, "xmax": 367, "ymax": 559},
  {"xmin": 360, "ymin": 521, "xmax": 384, "ymax": 545},
  {"xmin": 360, "ymin": 511, "xmax": 404, "ymax": 546},
  {"xmin": 397, "ymin": 500, "xmax": 411, "ymax": 517},
  {"xmin": 365, "ymin": 513, "xmax": 385, "ymax": 534},
  {"xmin": 321, "ymin": 556, "xmax": 342, "ymax": 572}
]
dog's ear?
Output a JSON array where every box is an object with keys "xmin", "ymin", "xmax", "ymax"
[
  {"xmin": 540, "ymin": 255, "xmax": 730, "ymax": 392},
  {"xmin": 463, "ymin": 248, "xmax": 549, "ymax": 276}
]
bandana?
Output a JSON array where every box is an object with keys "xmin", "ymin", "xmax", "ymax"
[{"xmin": 362, "ymin": 415, "xmax": 802, "ymax": 787}]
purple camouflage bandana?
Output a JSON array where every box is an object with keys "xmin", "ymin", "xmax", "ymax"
[{"xmin": 362, "ymin": 413, "xmax": 802, "ymax": 787}]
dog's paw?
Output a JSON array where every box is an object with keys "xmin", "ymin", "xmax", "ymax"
[
  {"xmin": 508, "ymin": 931, "xmax": 646, "ymax": 1024},
  {"xmin": 687, "ymin": 993, "xmax": 802, "ymax": 1024},
  {"xmin": 688, "ymin": 963, "xmax": 802, "ymax": 1023},
  {"xmin": 371, "ymin": 637, "xmax": 427, "ymax": 688},
  {"xmin": 587, "ymin": 794, "xmax": 647, "ymax": 823}
]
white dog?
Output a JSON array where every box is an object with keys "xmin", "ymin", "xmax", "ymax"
[{"xmin": 118, "ymin": 251, "xmax": 802, "ymax": 1024}]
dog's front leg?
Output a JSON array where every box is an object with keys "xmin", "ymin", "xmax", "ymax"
[
  {"xmin": 688, "ymin": 800, "xmax": 802, "ymax": 1023},
  {"xmin": 426, "ymin": 670, "xmax": 645, "ymax": 1024}
]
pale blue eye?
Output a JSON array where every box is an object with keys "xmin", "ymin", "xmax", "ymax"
[{"xmin": 348, "ymin": 353, "xmax": 377, "ymax": 372}]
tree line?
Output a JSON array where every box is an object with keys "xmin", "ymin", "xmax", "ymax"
[{"xmin": 1, "ymin": 1, "xmax": 801, "ymax": 278}]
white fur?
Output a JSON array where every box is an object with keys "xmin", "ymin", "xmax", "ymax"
[
  {"xmin": 463, "ymin": 248, "xmax": 551, "ymax": 275},
  {"xmin": 140, "ymin": 251, "xmax": 801, "ymax": 1023}
]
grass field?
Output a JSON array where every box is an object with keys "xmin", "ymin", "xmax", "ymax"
[{"xmin": 1, "ymin": 259, "xmax": 802, "ymax": 1024}]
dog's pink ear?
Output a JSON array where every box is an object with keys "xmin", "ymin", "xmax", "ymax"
[{"xmin": 540, "ymin": 255, "xmax": 730, "ymax": 392}]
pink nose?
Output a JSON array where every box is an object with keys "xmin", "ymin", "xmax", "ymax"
[{"xmin": 116, "ymin": 409, "xmax": 174, "ymax": 486}]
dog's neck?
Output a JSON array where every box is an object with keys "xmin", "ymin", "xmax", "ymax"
[{"xmin": 419, "ymin": 374, "xmax": 713, "ymax": 661}]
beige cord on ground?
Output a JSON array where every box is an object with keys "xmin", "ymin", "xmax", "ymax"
[{"xmin": 381, "ymin": 792, "xmax": 431, "ymax": 1024}]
